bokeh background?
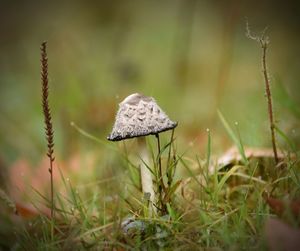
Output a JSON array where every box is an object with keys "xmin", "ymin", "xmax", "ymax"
[{"xmin": 0, "ymin": 0, "xmax": 299, "ymax": 183}]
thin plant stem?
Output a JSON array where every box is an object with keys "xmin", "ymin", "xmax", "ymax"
[
  {"xmin": 167, "ymin": 128, "xmax": 175, "ymax": 186},
  {"xmin": 246, "ymin": 22, "xmax": 279, "ymax": 165},
  {"xmin": 50, "ymin": 160, "xmax": 54, "ymax": 217},
  {"xmin": 41, "ymin": 41, "xmax": 55, "ymax": 226},
  {"xmin": 155, "ymin": 133, "xmax": 166, "ymax": 213},
  {"xmin": 167, "ymin": 128, "xmax": 175, "ymax": 169},
  {"xmin": 260, "ymin": 39, "xmax": 279, "ymax": 165},
  {"xmin": 155, "ymin": 133, "xmax": 164, "ymax": 190}
]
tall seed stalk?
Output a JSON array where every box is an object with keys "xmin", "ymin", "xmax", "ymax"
[{"xmin": 41, "ymin": 41, "xmax": 55, "ymax": 218}]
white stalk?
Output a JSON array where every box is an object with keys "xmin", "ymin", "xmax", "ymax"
[{"xmin": 138, "ymin": 137, "xmax": 156, "ymax": 214}]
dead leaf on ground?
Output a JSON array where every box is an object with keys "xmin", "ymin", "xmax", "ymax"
[
  {"xmin": 215, "ymin": 146, "xmax": 294, "ymax": 169},
  {"xmin": 264, "ymin": 196, "xmax": 300, "ymax": 217}
]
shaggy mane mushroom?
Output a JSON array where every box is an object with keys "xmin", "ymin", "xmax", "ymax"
[{"xmin": 107, "ymin": 93, "xmax": 177, "ymax": 214}]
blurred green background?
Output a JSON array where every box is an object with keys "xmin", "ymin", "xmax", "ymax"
[{"xmin": 0, "ymin": 0, "xmax": 299, "ymax": 166}]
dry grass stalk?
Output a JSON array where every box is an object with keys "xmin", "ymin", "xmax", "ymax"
[
  {"xmin": 246, "ymin": 22, "xmax": 279, "ymax": 165},
  {"xmin": 41, "ymin": 41, "xmax": 55, "ymax": 219}
]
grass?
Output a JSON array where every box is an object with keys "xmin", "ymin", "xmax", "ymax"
[
  {"xmin": 0, "ymin": 5, "xmax": 299, "ymax": 250},
  {"xmin": 1, "ymin": 120, "xmax": 298, "ymax": 250}
]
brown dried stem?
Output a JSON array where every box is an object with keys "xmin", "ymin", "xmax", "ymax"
[
  {"xmin": 41, "ymin": 41, "xmax": 55, "ymax": 219},
  {"xmin": 155, "ymin": 133, "xmax": 166, "ymax": 213},
  {"xmin": 260, "ymin": 40, "xmax": 279, "ymax": 165},
  {"xmin": 246, "ymin": 23, "xmax": 279, "ymax": 165}
]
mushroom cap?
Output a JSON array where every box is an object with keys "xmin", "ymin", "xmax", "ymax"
[{"xmin": 107, "ymin": 93, "xmax": 177, "ymax": 141}]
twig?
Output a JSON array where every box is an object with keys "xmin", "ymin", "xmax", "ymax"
[{"xmin": 246, "ymin": 22, "xmax": 279, "ymax": 165}]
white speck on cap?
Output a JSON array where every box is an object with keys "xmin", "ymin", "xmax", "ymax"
[{"xmin": 107, "ymin": 93, "xmax": 177, "ymax": 141}]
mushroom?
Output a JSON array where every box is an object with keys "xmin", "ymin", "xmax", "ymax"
[
  {"xmin": 107, "ymin": 93, "xmax": 177, "ymax": 141},
  {"xmin": 107, "ymin": 93, "xmax": 177, "ymax": 213}
]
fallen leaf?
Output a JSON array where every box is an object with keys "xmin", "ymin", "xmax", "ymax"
[{"xmin": 265, "ymin": 196, "xmax": 300, "ymax": 217}]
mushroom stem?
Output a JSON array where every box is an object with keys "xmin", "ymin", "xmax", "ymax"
[{"xmin": 138, "ymin": 137, "xmax": 155, "ymax": 213}]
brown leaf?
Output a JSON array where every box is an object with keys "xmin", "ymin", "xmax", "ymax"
[
  {"xmin": 15, "ymin": 202, "xmax": 50, "ymax": 219},
  {"xmin": 265, "ymin": 196, "xmax": 300, "ymax": 217},
  {"xmin": 215, "ymin": 146, "xmax": 295, "ymax": 169}
]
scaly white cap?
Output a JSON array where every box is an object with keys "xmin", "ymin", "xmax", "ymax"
[{"xmin": 107, "ymin": 93, "xmax": 177, "ymax": 141}]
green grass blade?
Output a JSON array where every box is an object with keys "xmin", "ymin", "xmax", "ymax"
[
  {"xmin": 138, "ymin": 155, "xmax": 155, "ymax": 176},
  {"xmin": 215, "ymin": 165, "xmax": 242, "ymax": 196},
  {"xmin": 206, "ymin": 129, "xmax": 211, "ymax": 170},
  {"xmin": 218, "ymin": 110, "xmax": 248, "ymax": 164},
  {"xmin": 179, "ymin": 156, "xmax": 210, "ymax": 194},
  {"xmin": 71, "ymin": 121, "xmax": 118, "ymax": 152},
  {"xmin": 163, "ymin": 180, "xmax": 181, "ymax": 203},
  {"xmin": 275, "ymin": 125, "xmax": 298, "ymax": 154}
]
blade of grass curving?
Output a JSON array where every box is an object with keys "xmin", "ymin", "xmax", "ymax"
[
  {"xmin": 212, "ymin": 161, "xmax": 218, "ymax": 202},
  {"xmin": 77, "ymin": 222, "xmax": 114, "ymax": 239},
  {"xmin": 215, "ymin": 165, "xmax": 242, "ymax": 196},
  {"xmin": 289, "ymin": 161, "xmax": 300, "ymax": 185},
  {"xmin": 243, "ymin": 162, "xmax": 259, "ymax": 201},
  {"xmin": 68, "ymin": 181, "xmax": 87, "ymax": 223},
  {"xmin": 71, "ymin": 122, "xmax": 118, "ymax": 152},
  {"xmin": 163, "ymin": 180, "xmax": 182, "ymax": 204},
  {"xmin": 274, "ymin": 77, "xmax": 300, "ymax": 118},
  {"xmin": 218, "ymin": 110, "xmax": 248, "ymax": 164},
  {"xmin": 122, "ymin": 143, "xmax": 140, "ymax": 172},
  {"xmin": 200, "ymin": 208, "xmax": 240, "ymax": 229},
  {"xmin": 126, "ymin": 162, "xmax": 141, "ymax": 190},
  {"xmin": 55, "ymin": 194, "xmax": 71, "ymax": 219},
  {"xmin": 206, "ymin": 128, "xmax": 211, "ymax": 168},
  {"xmin": 235, "ymin": 122, "xmax": 249, "ymax": 165},
  {"xmin": 246, "ymin": 216, "xmax": 257, "ymax": 234},
  {"xmin": 196, "ymin": 155, "xmax": 208, "ymax": 187},
  {"xmin": 220, "ymin": 171, "xmax": 266, "ymax": 185},
  {"xmin": 275, "ymin": 125, "xmax": 297, "ymax": 154},
  {"xmin": 205, "ymin": 129, "xmax": 212, "ymax": 186},
  {"xmin": 138, "ymin": 155, "xmax": 155, "ymax": 176},
  {"xmin": 121, "ymin": 143, "xmax": 141, "ymax": 190},
  {"xmin": 57, "ymin": 166, "xmax": 68, "ymax": 191},
  {"xmin": 31, "ymin": 186, "xmax": 50, "ymax": 204},
  {"xmin": 81, "ymin": 192, "xmax": 99, "ymax": 241},
  {"xmin": 56, "ymin": 167, "xmax": 80, "ymax": 209},
  {"xmin": 195, "ymin": 155, "xmax": 209, "ymax": 208},
  {"xmin": 166, "ymin": 203, "xmax": 177, "ymax": 221},
  {"xmin": 179, "ymin": 156, "xmax": 210, "ymax": 194}
]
